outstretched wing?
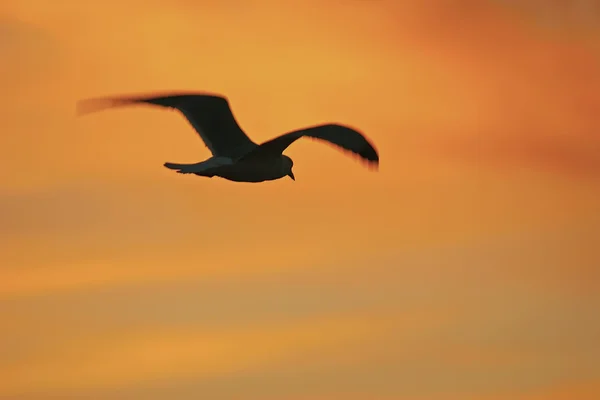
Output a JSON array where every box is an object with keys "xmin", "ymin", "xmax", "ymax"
[
  {"xmin": 244, "ymin": 123, "xmax": 379, "ymax": 167},
  {"xmin": 77, "ymin": 92, "xmax": 258, "ymax": 159}
]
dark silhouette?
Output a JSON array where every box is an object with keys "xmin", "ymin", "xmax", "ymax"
[{"xmin": 77, "ymin": 92, "xmax": 379, "ymax": 182}]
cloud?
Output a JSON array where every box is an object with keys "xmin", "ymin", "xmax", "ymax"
[
  {"xmin": 494, "ymin": 0, "xmax": 600, "ymax": 33},
  {"xmin": 398, "ymin": 0, "xmax": 600, "ymax": 180},
  {"xmin": 0, "ymin": 177, "xmax": 409, "ymax": 297},
  {"xmin": 432, "ymin": 133, "xmax": 600, "ymax": 180},
  {"xmin": 1, "ymin": 2, "xmax": 599, "ymax": 399},
  {"xmin": 0, "ymin": 314, "xmax": 385, "ymax": 397},
  {"xmin": 0, "ymin": 181, "xmax": 199, "ymax": 266},
  {"xmin": 0, "ymin": 18, "xmax": 65, "ymax": 92},
  {"xmin": 1, "ymin": 227, "xmax": 598, "ymax": 398}
]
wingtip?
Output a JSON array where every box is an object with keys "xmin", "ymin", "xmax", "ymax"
[
  {"xmin": 75, "ymin": 98, "xmax": 111, "ymax": 117},
  {"xmin": 75, "ymin": 100, "xmax": 91, "ymax": 117},
  {"xmin": 366, "ymin": 158, "xmax": 379, "ymax": 171},
  {"xmin": 360, "ymin": 144, "xmax": 379, "ymax": 165},
  {"xmin": 75, "ymin": 97, "xmax": 138, "ymax": 117}
]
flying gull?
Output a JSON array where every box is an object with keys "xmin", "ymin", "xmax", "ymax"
[{"xmin": 76, "ymin": 92, "xmax": 379, "ymax": 183}]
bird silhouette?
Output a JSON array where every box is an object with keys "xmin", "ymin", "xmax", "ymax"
[{"xmin": 77, "ymin": 92, "xmax": 379, "ymax": 183}]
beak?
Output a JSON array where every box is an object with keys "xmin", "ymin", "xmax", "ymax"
[{"xmin": 288, "ymin": 171, "xmax": 295, "ymax": 181}]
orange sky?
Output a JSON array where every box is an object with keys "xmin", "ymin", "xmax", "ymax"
[{"xmin": 0, "ymin": 0, "xmax": 599, "ymax": 399}]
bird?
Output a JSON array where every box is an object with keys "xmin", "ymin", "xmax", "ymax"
[{"xmin": 76, "ymin": 91, "xmax": 379, "ymax": 183}]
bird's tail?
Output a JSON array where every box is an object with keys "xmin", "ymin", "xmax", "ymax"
[
  {"xmin": 164, "ymin": 157, "xmax": 232, "ymax": 175},
  {"xmin": 164, "ymin": 162, "xmax": 202, "ymax": 174}
]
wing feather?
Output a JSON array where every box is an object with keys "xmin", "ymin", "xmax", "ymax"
[
  {"xmin": 243, "ymin": 123, "xmax": 379, "ymax": 167},
  {"xmin": 77, "ymin": 91, "xmax": 258, "ymax": 159}
]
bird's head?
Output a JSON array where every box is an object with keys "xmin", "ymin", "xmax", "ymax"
[{"xmin": 282, "ymin": 155, "xmax": 295, "ymax": 181}]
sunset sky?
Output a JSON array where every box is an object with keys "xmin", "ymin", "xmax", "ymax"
[{"xmin": 1, "ymin": 0, "xmax": 599, "ymax": 399}]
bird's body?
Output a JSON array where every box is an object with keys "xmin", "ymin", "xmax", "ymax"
[
  {"xmin": 212, "ymin": 157, "xmax": 288, "ymax": 183},
  {"xmin": 166, "ymin": 154, "xmax": 293, "ymax": 183},
  {"xmin": 76, "ymin": 92, "xmax": 379, "ymax": 183}
]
